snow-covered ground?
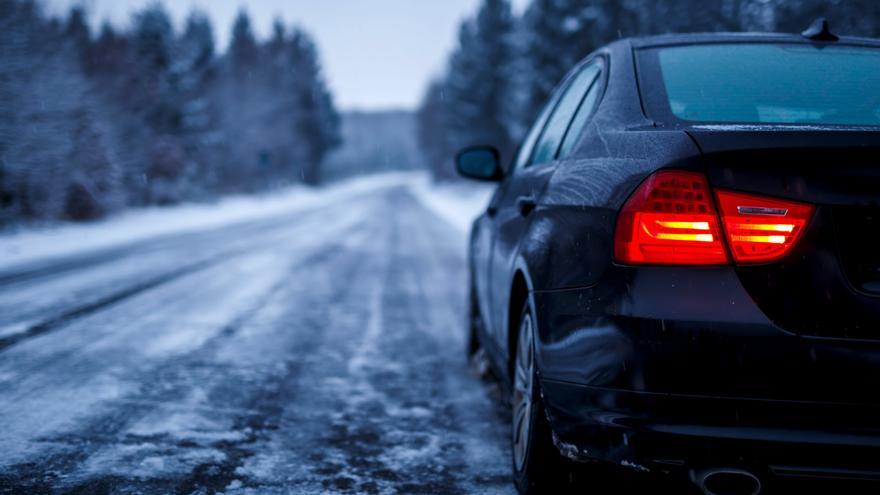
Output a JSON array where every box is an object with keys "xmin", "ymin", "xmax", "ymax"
[
  {"xmin": 0, "ymin": 175, "xmax": 512, "ymax": 494},
  {"xmin": 410, "ymin": 178, "xmax": 494, "ymax": 235},
  {"xmin": 0, "ymin": 172, "xmax": 492, "ymax": 272}
]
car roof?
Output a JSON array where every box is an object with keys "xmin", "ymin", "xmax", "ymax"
[{"xmin": 626, "ymin": 31, "xmax": 880, "ymax": 49}]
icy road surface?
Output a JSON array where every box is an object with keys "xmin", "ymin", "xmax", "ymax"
[{"xmin": 0, "ymin": 178, "xmax": 517, "ymax": 494}]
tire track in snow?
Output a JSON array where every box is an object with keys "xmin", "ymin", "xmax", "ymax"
[
  {"xmin": 0, "ymin": 186, "xmax": 514, "ymax": 494},
  {"xmin": 0, "ymin": 197, "xmax": 372, "ymax": 353},
  {"xmin": 0, "ymin": 201, "xmax": 380, "ymax": 490},
  {"xmin": 0, "ymin": 256, "xmax": 220, "ymax": 352},
  {"xmin": 0, "ymin": 225, "xmax": 374, "ymax": 493},
  {"xmin": 0, "ymin": 185, "xmax": 395, "ymax": 289},
  {"xmin": 234, "ymin": 188, "xmax": 512, "ymax": 494}
]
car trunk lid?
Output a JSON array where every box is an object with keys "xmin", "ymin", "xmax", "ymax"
[{"xmin": 689, "ymin": 127, "xmax": 880, "ymax": 339}]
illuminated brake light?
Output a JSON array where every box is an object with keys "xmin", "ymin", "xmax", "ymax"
[
  {"xmin": 614, "ymin": 170, "xmax": 816, "ymax": 266},
  {"xmin": 655, "ymin": 221, "xmax": 711, "ymax": 230},
  {"xmin": 715, "ymin": 190, "xmax": 814, "ymax": 264},
  {"xmin": 614, "ymin": 171, "xmax": 728, "ymax": 265},
  {"xmin": 735, "ymin": 223, "xmax": 795, "ymax": 233},
  {"xmin": 730, "ymin": 234, "xmax": 786, "ymax": 244}
]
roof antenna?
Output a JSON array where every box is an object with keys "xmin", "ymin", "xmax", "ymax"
[{"xmin": 802, "ymin": 17, "xmax": 839, "ymax": 41}]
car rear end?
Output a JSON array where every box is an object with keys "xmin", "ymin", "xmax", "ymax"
[{"xmin": 537, "ymin": 36, "xmax": 880, "ymax": 491}]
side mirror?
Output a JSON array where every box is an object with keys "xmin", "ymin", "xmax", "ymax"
[{"xmin": 455, "ymin": 146, "xmax": 503, "ymax": 182}]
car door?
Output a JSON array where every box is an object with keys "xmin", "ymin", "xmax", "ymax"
[
  {"xmin": 472, "ymin": 97, "xmax": 555, "ymax": 353},
  {"xmin": 487, "ymin": 60, "xmax": 604, "ymax": 352}
]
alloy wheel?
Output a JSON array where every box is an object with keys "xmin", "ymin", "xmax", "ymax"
[{"xmin": 512, "ymin": 313, "xmax": 535, "ymax": 472}]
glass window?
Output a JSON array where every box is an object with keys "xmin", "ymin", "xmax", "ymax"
[
  {"xmin": 530, "ymin": 63, "xmax": 601, "ymax": 165},
  {"xmin": 649, "ymin": 43, "xmax": 880, "ymax": 126},
  {"xmin": 512, "ymin": 97, "xmax": 556, "ymax": 172},
  {"xmin": 559, "ymin": 68, "xmax": 604, "ymax": 157}
]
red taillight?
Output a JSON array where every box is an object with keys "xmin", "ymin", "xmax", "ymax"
[
  {"xmin": 614, "ymin": 171, "xmax": 729, "ymax": 265},
  {"xmin": 714, "ymin": 189, "xmax": 814, "ymax": 264},
  {"xmin": 614, "ymin": 170, "xmax": 815, "ymax": 266}
]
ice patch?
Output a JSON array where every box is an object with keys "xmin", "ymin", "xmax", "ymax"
[
  {"xmin": 128, "ymin": 410, "xmax": 247, "ymax": 443},
  {"xmin": 81, "ymin": 442, "xmax": 227, "ymax": 479},
  {"xmin": 379, "ymin": 434, "xmax": 442, "ymax": 468}
]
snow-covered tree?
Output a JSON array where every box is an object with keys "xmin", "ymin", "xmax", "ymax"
[
  {"xmin": 177, "ymin": 10, "xmax": 220, "ymax": 196},
  {"xmin": 230, "ymin": 9, "xmax": 259, "ymax": 72},
  {"xmin": 417, "ymin": 80, "xmax": 454, "ymax": 180},
  {"xmin": 63, "ymin": 4, "xmax": 91, "ymax": 68},
  {"xmin": 518, "ymin": 0, "xmax": 600, "ymax": 128},
  {"xmin": 128, "ymin": 3, "xmax": 187, "ymax": 204},
  {"xmin": 1, "ymin": 1, "xmax": 343, "ymax": 225},
  {"xmin": 444, "ymin": 0, "xmax": 517, "ymax": 162},
  {"xmin": 0, "ymin": 0, "xmax": 121, "ymax": 222},
  {"xmin": 287, "ymin": 29, "xmax": 341, "ymax": 184}
]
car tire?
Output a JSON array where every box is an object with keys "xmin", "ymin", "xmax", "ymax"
[
  {"xmin": 511, "ymin": 304, "xmax": 569, "ymax": 494},
  {"xmin": 467, "ymin": 281, "xmax": 481, "ymax": 358}
]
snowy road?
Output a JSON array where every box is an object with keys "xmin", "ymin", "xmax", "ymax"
[{"xmin": 0, "ymin": 182, "xmax": 514, "ymax": 494}]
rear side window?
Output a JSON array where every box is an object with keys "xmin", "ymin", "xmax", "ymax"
[
  {"xmin": 512, "ymin": 96, "xmax": 556, "ymax": 171},
  {"xmin": 559, "ymin": 66, "xmax": 604, "ymax": 157},
  {"xmin": 641, "ymin": 43, "xmax": 880, "ymax": 126},
  {"xmin": 530, "ymin": 62, "xmax": 601, "ymax": 165}
]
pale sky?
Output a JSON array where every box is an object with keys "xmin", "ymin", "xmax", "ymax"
[{"xmin": 45, "ymin": 0, "xmax": 529, "ymax": 110}]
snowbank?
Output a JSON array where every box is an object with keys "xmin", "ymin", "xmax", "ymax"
[
  {"xmin": 0, "ymin": 173, "xmax": 494, "ymax": 271},
  {"xmin": 409, "ymin": 177, "xmax": 493, "ymax": 235}
]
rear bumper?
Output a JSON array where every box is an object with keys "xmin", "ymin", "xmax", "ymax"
[
  {"xmin": 532, "ymin": 267, "xmax": 880, "ymax": 402},
  {"xmin": 541, "ymin": 379, "xmax": 880, "ymax": 481},
  {"xmin": 530, "ymin": 267, "xmax": 880, "ymax": 479}
]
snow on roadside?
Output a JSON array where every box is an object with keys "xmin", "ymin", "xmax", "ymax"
[
  {"xmin": 0, "ymin": 172, "xmax": 494, "ymax": 272},
  {"xmin": 0, "ymin": 173, "xmax": 417, "ymax": 271},
  {"xmin": 408, "ymin": 176, "xmax": 494, "ymax": 235}
]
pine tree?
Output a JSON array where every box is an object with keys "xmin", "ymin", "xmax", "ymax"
[
  {"xmin": 288, "ymin": 29, "xmax": 341, "ymax": 185},
  {"xmin": 230, "ymin": 9, "xmax": 259, "ymax": 72},
  {"xmin": 444, "ymin": 0, "xmax": 516, "ymax": 163},
  {"xmin": 181, "ymin": 10, "xmax": 215, "ymax": 70},
  {"xmin": 133, "ymin": 4, "xmax": 173, "ymax": 74},
  {"xmin": 416, "ymin": 80, "xmax": 454, "ymax": 180},
  {"xmin": 130, "ymin": 3, "xmax": 185, "ymax": 204},
  {"xmin": 213, "ymin": 10, "xmax": 258, "ymax": 191},
  {"xmin": 519, "ymin": 0, "xmax": 598, "ymax": 128},
  {"xmin": 63, "ymin": 5, "xmax": 92, "ymax": 70},
  {"xmin": 178, "ymin": 10, "xmax": 219, "ymax": 196}
]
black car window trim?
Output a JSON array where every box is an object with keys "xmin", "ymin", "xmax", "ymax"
[
  {"xmin": 636, "ymin": 41, "xmax": 880, "ymax": 128},
  {"xmin": 631, "ymin": 43, "xmax": 651, "ymax": 123},
  {"xmin": 526, "ymin": 56, "xmax": 604, "ymax": 168},
  {"xmin": 557, "ymin": 55, "xmax": 608, "ymax": 160}
]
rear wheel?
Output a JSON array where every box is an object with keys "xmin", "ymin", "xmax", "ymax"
[
  {"xmin": 467, "ymin": 282, "xmax": 481, "ymax": 358},
  {"xmin": 467, "ymin": 282, "xmax": 495, "ymax": 382},
  {"xmin": 512, "ymin": 304, "xmax": 568, "ymax": 494}
]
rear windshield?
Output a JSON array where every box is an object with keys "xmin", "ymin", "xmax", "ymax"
[{"xmin": 640, "ymin": 43, "xmax": 880, "ymax": 127}]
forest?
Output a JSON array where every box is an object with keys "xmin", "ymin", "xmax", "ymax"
[
  {"xmin": 418, "ymin": 0, "xmax": 880, "ymax": 179},
  {"xmin": 0, "ymin": 0, "xmax": 340, "ymax": 224}
]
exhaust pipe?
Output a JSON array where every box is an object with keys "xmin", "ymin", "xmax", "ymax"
[{"xmin": 690, "ymin": 468, "xmax": 762, "ymax": 495}]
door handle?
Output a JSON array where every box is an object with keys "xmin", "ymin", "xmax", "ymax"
[{"xmin": 517, "ymin": 196, "xmax": 537, "ymax": 216}]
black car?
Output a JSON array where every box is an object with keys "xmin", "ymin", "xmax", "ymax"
[{"xmin": 457, "ymin": 21, "xmax": 880, "ymax": 495}]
